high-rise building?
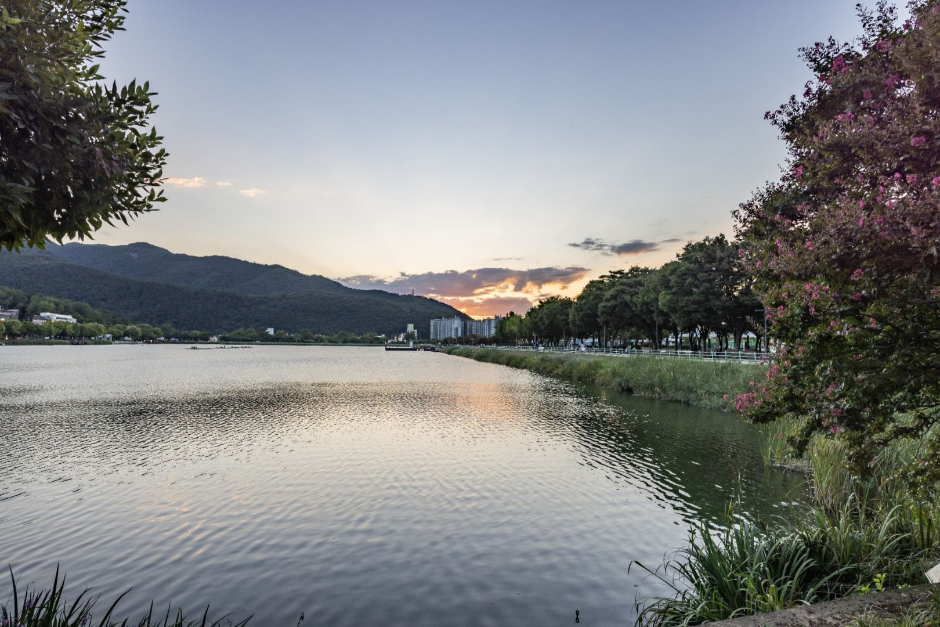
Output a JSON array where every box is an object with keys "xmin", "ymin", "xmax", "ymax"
[
  {"xmin": 430, "ymin": 317, "xmax": 464, "ymax": 340},
  {"xmin": 465, "ymin": 316, "xmax": 501, "ymax": 338}
]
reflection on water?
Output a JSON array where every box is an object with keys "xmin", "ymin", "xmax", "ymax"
[{"xmin": 0, "ymin": 346, "xmax": 805, "ymax": 627}]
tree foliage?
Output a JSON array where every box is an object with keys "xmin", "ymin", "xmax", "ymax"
[
  {"xmin": 527, "ymin": 296, "xmax": 573, "ymax": 345},
  {"xmin": 494, "ymin": 235, "xmax": 761, "ymax": 352},
  {"xmin": 733, "ymin": 1, "xmax": 940, "ymax": 482},
  {"xmin": 0, "ymin": 0, "xmax": 166, "ymax": 250}
]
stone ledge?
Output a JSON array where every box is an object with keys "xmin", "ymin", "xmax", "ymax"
[{"xmin": 707, "ymin": 584, "xmax": 937, "ymax": 626}]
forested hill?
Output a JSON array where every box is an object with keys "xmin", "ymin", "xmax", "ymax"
[
  {"xmin": 0, "ymin": 248, "xmax": 469, "ymax": 336},
  {"xmin": 45, "ymin": 242, "xmax": 349, "ymax": 296}
]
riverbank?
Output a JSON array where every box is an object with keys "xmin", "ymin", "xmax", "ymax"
[
  {"xmin": 1, "ymin": 338, "xmax": 112, "ymax": 346},
  {"xmin": 442, "ymin": 347, "xmax": 759, "ymax": 411}
]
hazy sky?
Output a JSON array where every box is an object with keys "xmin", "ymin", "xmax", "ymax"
[{"xmin": 93, "ymin": 0, "xmax": 870, "ymax": 317}]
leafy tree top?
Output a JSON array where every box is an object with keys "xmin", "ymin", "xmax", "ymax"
[
  {"xmin": 0, "ymin": 0, "xmax": 166, "ymax": 250},
  {"xmin": 734, "ymin": 0, "xmax": 940, "ymax": 485}
]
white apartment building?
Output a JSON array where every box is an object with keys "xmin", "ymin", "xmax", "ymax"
[{"xmin": 31, "ymin": 312, "xmax": 78, "ymax": 325}]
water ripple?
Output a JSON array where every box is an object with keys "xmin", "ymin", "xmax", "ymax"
[{"xmin": 0, "ymin": 346, "xmax": 805, "ymax": 627}]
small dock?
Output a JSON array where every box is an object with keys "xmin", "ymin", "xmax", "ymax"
[{"xmin": 385, "ymin": 345, "xmax": 418, "ymax": 351}]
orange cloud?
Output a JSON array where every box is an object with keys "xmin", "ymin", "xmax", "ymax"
[
  {"xmin": 339, "ymin": 266, "xmax": 589, "ymax": 318},
  {"xmin": 340, "ymin": 266, "xmax": 588, "ymax": 297}
]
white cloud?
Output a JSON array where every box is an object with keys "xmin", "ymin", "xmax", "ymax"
[
  {"xmin": 239, "ymin": 188, "xmax": 265, "ymax": 198},
  {"xmin": 164, "ymin": 177, "xmax": 207, "ymax": 188},
  {"xmin": 216, "ymin": 181, "xmax": 232, "ymax": 187}
]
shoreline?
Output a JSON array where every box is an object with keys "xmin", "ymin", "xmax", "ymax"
[{"xmin": 442, "ymin": 346, "xmax": 761, "ymax": 412}]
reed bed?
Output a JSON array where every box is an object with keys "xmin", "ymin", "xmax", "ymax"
[
  {"xmin": 0, "ymin": 568, "xmax": 250, "ymax": 627},
  {"xmin": 634, "ymin": 433, "xmax": 940, "ymax": 626},
  {"xmin": 443, "ymin": 347, "xmax": 757, "ymax": 411}
]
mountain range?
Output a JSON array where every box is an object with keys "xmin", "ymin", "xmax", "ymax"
[{"xmin": 0, "ymin": 243, "xmax": 469, "ymax": 336}]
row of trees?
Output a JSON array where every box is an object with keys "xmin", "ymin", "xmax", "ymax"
[
  {"xmin": 221, "ymin": 328, "xmax": 385, "ymax": 344},
  {"xmin": 0, "ymin": 318, "xmax": 392, "ymax": 344},
  {"xmin": 0, "ymin": 319, "xmax": 216, "ymax": 342},
  {"xmin": 493, "ymin": 234, "xmax": 764, "ymax": 351}
]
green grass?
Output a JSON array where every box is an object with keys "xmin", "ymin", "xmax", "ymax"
[
  {"xmin": 634, "ymin": 433, "xmax": 940, "ymax": 626},
  {"xmin": 1, "ymin": 568, "xmax": 250, "ymax": 627},
  {"xmin": 443, "ymin": 347, "xmax": 759, "ymax": 411}
]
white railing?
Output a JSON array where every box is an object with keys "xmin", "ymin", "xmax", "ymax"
[{"xmin": 471, "ymin": 344, "xmax": 769, "ymax": 364}]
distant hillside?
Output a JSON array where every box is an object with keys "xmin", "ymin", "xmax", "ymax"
[
  {"xmin": 0, "ymin": 285, "xmax": 128, "ymax": 326},
  {"xmin": 45, "ymin": 242, "xmax": 349, "ymax": 296},
  {"xmin": 0, "ymin": 246, "xmax": 469, "ymax": 336}
]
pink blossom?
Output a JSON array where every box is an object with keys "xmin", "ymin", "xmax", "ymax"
[
  {"xmin": 859, "ymin": 217, "xmax": 865, "ymax": 227},
  {"xmin": 794, "ymin": 165, "xmax": 804, "ymax": 179},
  {"xmin": 858, "ymin": 200, "xmax": 865, "ymax": 209},
  {"xmin": 932, "ymin": 177, "xmax": 940, "ymax": 187},
  {"xmin": 894, "ymin": 172, "xmax": 902, "ymax": 180},
  {"xmin": 911, "ymin": 136, "xmax": 926, "ymax": 147},
  {"xmin": 862, "ymin": 88, "xmax": 872, "ymax": 99},
  {"xmin": 907, "ymin": 174, "xmax": 918, "ymax": 185},
  {"xmin": 884, "ymin": 74, "xmax": 901, "ymax": 89},
  {"xmin": 851, "ymin": 293, "xmax": 862, "ymax": 301},
  {"xmin": 851, "ymin": 269, "xmax": 864, "ymax": 280},
  {"xmin": 805, "ymin": 239, "xmax": 814, "ymax": 250}
]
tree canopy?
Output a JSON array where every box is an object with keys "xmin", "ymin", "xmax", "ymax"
[
  {"xmin": 733, "ymin": 1, "xmax": 940, "ymax": 482},
  {"xmin": 0, "ymin": 0, "xmax": 166, "ymax": 250},
  {"xmin": 487, "ymin": 234, "xmax": 762, "ymax": 353}
]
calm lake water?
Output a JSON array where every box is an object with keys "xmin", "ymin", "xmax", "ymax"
[{"xmin": 0, "ymin": 346, "xmax": 804, "ymax": 626}]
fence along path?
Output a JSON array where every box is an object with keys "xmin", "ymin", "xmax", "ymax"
[{"xmin": 476, "ymin": 344, "xmax": 769, "ymax": 364}]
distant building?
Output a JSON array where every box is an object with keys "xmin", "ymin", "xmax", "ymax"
[
  {"xmin": 466, "ymin": 316, "xmax": 501, "ymax": 338},
  {"xmin": 0, "ymin": 309, "xmax": 19, "ymax": 321},
  {"xmin": 265, "ymin": 327, "xmax": 275, "ymax": 336},
  {"xmin": 31, "ymin": 312, "xmax": 77, "ymax": 325},
  {"xmin": 430, "ymin": 317, "xmax": 464, "ymax": 341}
]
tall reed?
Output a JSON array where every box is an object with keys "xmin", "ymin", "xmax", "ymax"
[
  {"xmin": 444, "ymin": 347, "xmax": 758, "ymax": 411},
  {"xmin": 0, "ymin": 568, "xmax": 250, "ymax": 627},
  {"xmin": 634, "ymin": 434, "xmax": 940, "ymax": 626}
]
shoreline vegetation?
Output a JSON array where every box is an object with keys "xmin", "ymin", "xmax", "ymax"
[
  {"xmin": 0, "ymin": 569, "xmax": 250, "ymax": 627},
  {"xmin": 442, "ymin": 346, "xmax": 757, "ymax": 411},
  {"xmin": 443, "ymin": 347, "xmax": 940, "ymax": 626}
]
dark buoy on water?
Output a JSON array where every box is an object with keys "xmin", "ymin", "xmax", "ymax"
[{"xmin": 575, "ymin": 609, "xmax": 580, "ymax": 623}]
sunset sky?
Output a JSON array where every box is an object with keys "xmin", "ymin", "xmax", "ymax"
[{"xmin": 92, "ymin": 0, "xmax": 870, "ymax": 317}]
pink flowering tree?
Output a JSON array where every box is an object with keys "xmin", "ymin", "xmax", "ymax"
[{"xmin": 733, "ymin": 1, "xmax": 940, "ymax": 485}]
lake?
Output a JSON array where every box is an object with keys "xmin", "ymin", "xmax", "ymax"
[{"xmin": 0, "ymin": 346, "xmax": 804, "ymax": 626}]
